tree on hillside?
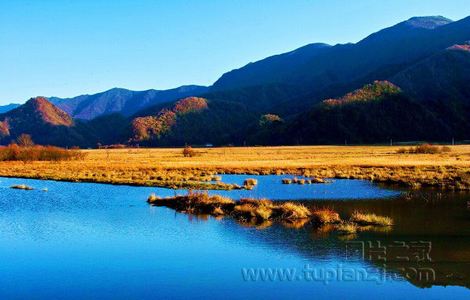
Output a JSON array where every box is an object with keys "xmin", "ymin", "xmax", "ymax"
[{"xmin": 17, "ymin": 134, "xmax": 34, "ymax": 147}]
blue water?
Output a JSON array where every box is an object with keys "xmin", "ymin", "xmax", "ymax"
[
  {"xmin": 212, "ymin": 174, "xmax": 400, "ymax": 200},
  {"xmin": 0, "ymin": 176, "xmax": 468, "ymax": 299}
]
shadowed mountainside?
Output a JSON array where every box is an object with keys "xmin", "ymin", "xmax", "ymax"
[
  {"xmin": 2, "ymin": 16, "xmax": 470, "ymax": 147},
  {"xmin": 281, "ymin": 81, "xmax": 452, "ymax": 145}
]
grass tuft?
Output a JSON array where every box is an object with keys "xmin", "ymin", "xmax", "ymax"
[
  {"xmin": 275, "ymin": 202, "xmax": 311, "ymax": 220},
  {"xmin": 311, "ymin": 208, "xmax": 341, "ymax": 224},
  {"xmin": 350, "ymin": 211, "xmax": 393, "ymax": 226},
  {"xmin": 243, "ymin": 178, "xmax": 258, "ymax": 186}
]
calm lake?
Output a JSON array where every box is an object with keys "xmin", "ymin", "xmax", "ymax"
[{"xmin": 1, "ymin": 175, "xmax": 469, "ymax": 299}]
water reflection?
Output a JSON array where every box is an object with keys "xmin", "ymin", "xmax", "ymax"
[
  {"xmin": 215, "ymin": 190, "xmax": 470, "ymax": 289},
  {"xmin": 0, "ymin": 176, "xmax": 469, "ymax": 298}
]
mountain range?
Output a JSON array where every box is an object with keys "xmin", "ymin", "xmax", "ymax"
[{"xmin": 1, "ymin": 15, "xmax": 470, "ymax": 147}]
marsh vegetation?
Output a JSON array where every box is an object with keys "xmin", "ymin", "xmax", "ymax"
[
  {"xmin": 147, "ymin": 192, "xmax": 393, "ymax": 233},
  {"xmin": 0, "ymin": 145, "xmax": 468, "ymax": 190}
]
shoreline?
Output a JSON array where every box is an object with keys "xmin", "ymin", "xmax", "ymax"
[
  {"xmin": 0, "ymin": 146, "xmax": 469, "ymax": 190},
  {"xmin": 0, "ymin": 165, "xmax": 469, "ymax": 191}
]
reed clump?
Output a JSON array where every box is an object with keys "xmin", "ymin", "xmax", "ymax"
[{"xmin": 311, "ymin": 208, "xmax": 341, "ymax": 224}]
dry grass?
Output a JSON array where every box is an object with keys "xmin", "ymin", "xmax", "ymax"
[
  {"xmin": 397, "ymin": 144, "xmax": 452, "ymax": 154},
  {"xmin": 233, "ymin": 204, "xmax": 273, "ymax": 220},
  {"xmin": 0, "ymin": 145, "xmax": 468, "ymax": 189},
  {"xmin": 350, "ymin": 211, "xmax": 393, "ymax": 226},
  {"xmin": 275, "ymin": 202, "xmax": 311, "ymax": 220},
  {"xmin": 311, "ymin": 208, "xmax": 341, "ymax": 224},
  {"xmin": 0, "ymin": 144, "xmax": 85, "ymax": 162},
  {"xmin": 149, "ymin": 193, "xmax": 311, "ymax": 222},
  {"xmin": 243, "ymin": 178, "xmax": 258, "ymax": 186},
  {"xmin": 148, "ymin": 192, "xmax": 396, "ymax": 233}
]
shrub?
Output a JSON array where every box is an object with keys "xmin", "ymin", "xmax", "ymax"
[
  {"xmin": 441, "ymin": 146, "xmax": 452, "ymax": 153},
  {"xmin": 0, "ymin": 144, "xmax": 85, "ymax": 162},
  {"xmin": 183, "ymin": 145, "xmax": 196, "ymax": 157},
  {"xmin": 16, "ymin": 134, "xmax": 34, "ymax": 147},
  {"xmin": 397, "ymin": 144, "xmax": 452, "ymax": 154}
]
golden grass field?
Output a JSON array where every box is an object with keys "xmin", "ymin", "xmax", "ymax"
[{"xmin": 1, "ymin": 145, "xmax": 470, "ymax": 190}]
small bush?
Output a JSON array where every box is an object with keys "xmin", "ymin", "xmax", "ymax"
[
  {"xmin": 16, "ymin": 134, "xmax": 34, "ymax": 147},
  {"xmin": 183, "ymin": 145, "xmax": 196, "ymax": 157},
  {"xmin": 397, "ymin": 144, "xmax": 452, "ymax": 154}
]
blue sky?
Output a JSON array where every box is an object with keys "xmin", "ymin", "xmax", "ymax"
[{"xmin": 1, "ymin": 0, "xmax": 469, "ymax": 104}]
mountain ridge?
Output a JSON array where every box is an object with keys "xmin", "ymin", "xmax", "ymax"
[
  {"xmin": 49, "ymin": 85, "xmax": 209, "ymax": 120},
  {"xmin": 2, "ymin": 15, "xmax": 470, "ymax": 147}
]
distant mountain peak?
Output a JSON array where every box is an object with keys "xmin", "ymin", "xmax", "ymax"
[
  {"xmin": 49, "ymin": 85, "xmax": 209, "ymax": 120},
  {"xmin": 403, "ymin": 16, "xmax": 453, "ymax": 29},
  {"xmin": 22, "ymin": 97, "xmax": 73, "ymax": 126},
  {"xmin": 448, "ymin": 43, "xmax": 470, "ymax": 52}
]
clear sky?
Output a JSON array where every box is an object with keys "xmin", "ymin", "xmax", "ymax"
[{"xmin": 1, "ymin": 0, "xmax": 469, "ymax": 104}]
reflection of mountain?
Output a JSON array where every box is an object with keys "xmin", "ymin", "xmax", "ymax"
[{"xmin": 217, "ymin": 191, "xmax": 470, "ymax": 289}]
